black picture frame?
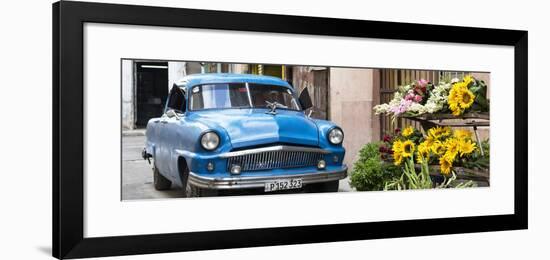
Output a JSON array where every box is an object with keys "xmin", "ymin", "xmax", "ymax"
[{"xmin": 53, "ymin": 1, "xmax": 528, "ymax": 259}]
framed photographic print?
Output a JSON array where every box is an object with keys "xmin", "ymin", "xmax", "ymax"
[{"xmin": 53, "ymin": 1, "xmax": 528, "ymax": 259}]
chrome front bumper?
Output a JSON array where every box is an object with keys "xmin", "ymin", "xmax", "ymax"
[{"xmin": 188, "ymin": 166, "xmax": 348, "ymax": 190}]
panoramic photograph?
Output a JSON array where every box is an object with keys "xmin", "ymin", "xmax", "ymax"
[{"xmin": 121, "ymin": 60, "xmax": 490, "ymax": 200}]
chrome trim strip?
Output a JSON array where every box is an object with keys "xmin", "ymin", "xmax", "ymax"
[
  {"xmin": 219, "ymin": 145, "xmax": 330, "ymax": 158},
  {"xmin": 188, "ymin": 166, "xmax": 347, "ymax": 190}
]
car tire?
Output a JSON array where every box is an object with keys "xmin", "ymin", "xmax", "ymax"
[
  {"xmin": 306, "ymin": 180, "xmax": 339, "ymax": 193},
  {"xmin": 153, "ymin": 165, "xmax": 172, "ymax": 190},
  {"xmin": 185, "ymin": 181, "xmax": 219, "ymax": 197},
  {"xmin": 181, "ymin": 166, "xmax": 218, "ymax": 197}
]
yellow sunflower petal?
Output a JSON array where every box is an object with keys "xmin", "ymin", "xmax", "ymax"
[{"xmin": 402, "ymin": 126, "xmax": 415, "ymax": 137}]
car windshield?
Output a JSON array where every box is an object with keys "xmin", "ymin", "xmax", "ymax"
[{"xmin": 190, "ymin": 83, "xmax": 301, "ymax": 110}]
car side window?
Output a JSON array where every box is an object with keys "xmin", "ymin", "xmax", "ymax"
[{"xmin": 166, "ymin": 85, "xmax": 186, "ymax": 113}]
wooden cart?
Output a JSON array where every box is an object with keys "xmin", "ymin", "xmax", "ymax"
[{"xmin": 400, "ymin": 112, "xmax": 490, "ymax": 185}]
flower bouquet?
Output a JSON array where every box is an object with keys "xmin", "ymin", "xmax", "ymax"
[
  {"xmin": 378, "ymin": 126, "xmax": 489, "ymax": 190},
  {"xmin": 374, "ymin": 75, "xmax": 489, "ymax": 118}
]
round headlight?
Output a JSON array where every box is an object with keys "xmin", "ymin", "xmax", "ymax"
[
  {"xmin": 328, "ymin": 128, "xmax": 344, "ymax": 145},
  {"xmin": 201, "ymin": 131, "xmax": 220, "ymax": 151}
]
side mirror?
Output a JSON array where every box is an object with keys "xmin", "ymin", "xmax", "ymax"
[
  {"xmin": 165, "ymin": 109, "xmax": 180, "ymax": 119},
  {"xmin": 298, "ymin": 87, "xmax": 313, "ymax": 110}
]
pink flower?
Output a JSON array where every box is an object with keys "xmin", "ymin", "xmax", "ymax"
[
  {"xmin": 417, "ymin": 79, "xmax": 428, "ymax": 87},
  {"xmin": 414, "ymin": 79, "xmax": 429, "ymax": 95},
  {"xmin": 414, "ymin": 95, "xmax": 423, "ymax": 102},
  {"xmin": 390, "ymin": 99, "xmax": 413, "ymax": 115}
]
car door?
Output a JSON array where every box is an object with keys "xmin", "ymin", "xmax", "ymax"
[
  {"xmin": 156, "ymin": 85, "xmax": 186, "ymax": 179},
  {"xmin": 155, "ymin": 113, "xmax": 170, "ymax": 176},
  {"xmin": 163, "ymin": 113, "xmax": 183, "ymax": 180}
]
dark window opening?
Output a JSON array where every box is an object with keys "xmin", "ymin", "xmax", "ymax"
[{"xmin": 135, "ymin": 62, "xmax": 168, "ymax": 127}]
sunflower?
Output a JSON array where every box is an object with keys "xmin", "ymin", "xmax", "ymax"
[
  {"xmin": 428, "ymin": 126, "xmax": 451, "ymax": 140},
  {"xmin": 416, "ymin": 142, "xmax": 430, "ymax": 163},
  {"xmin": 458, "ymin": 139, "xmax": 477, "ymax": 156},
  {"xmin": 448, "ymin": 82, "xmax": 475, "ymax": 116},
  {"xmin": 442, "ymin": 127, "xmax": 452, "ymax": 137},
  {"xmin": 453, "ymin": 129, "xmax": 472, "ymax": 140},
  {"xmin": 402, "ymin": 126, "xmax": 415, "ymax": 137},
  {"xmin": 428, "ymin": 127, "xmax": 439, "ymax": 139},
  {"xmin": 458, "ymin": 88, "xmax": 475, "ymax": 109},
  {"xmin": 401, "ymin": 140, "xmax": 415, "ymax": 158},
  {"xmin": 448, "ymin": 84, "xmax": 465, "ymax": 115},
  {"xmin": 392, "ymin": 140, "xmax": 404, "ymax": 165},
  {"xmin": 444, "ymin": 138, "xmax": 459, "ymax": 160},
  {"xmin": 430, "ymin": 140, "xmax": 445, "ymax": 156},
  {"xmin": 418, "ymin": 141, "xmax": 430, "ymax": 154},
  {"xmin": 423, "ymin": 135, "xmax": 435, "ymax": 148},
  {"xmin": 439, "ymin": 155, "xmax": 453, "ymax": 175},
  {"xmin": 463, "ymin": 75, "xmax": 474, "ymax": 86}
]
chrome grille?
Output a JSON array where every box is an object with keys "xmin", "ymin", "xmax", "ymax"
[{"xmin": 227, "ymin": 150, "xmax": 324, "ymax": 172}]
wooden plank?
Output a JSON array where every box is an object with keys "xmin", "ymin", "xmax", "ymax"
[
  {"xmin": 381, "ymin": 162, "xmax": 489, "ymax": 182},
  {"xmin": 400, "ymin": 113, "xmax": 490, "ymax": 127},
  {"xmin": 380, "ymin": 69, "xmax": 389, "ymax": 89},
  {"xmin": 427, "ymin": 166, "xmax": 490, "ymax": 181},
  {"xmin": 380, "ymin": 70, "xmax": 387, "ymax": 137},
  {"xmin": 385, "ymin": 70, "xmax": 389, "ymax": 89},
  {"xmin": 424, "ymin": 121, "xmax": 490, "ymax": 127},
  {"xmin": 402, "ymin": 112, "xmax": 490, "ymax": 120},
  {"xmin": 389, "ymin": 70, "xmax": 394, "ymax": 89},
  {"xmin": 380, "ymin": 88, "xmax": 398, "ymax": 93},
  {"xmin": 393, "ymin": 69, "xmax": 398, "ymax": 89}
]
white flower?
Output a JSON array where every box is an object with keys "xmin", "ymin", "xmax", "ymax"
[
  {"xmin": 372, "ymin": 81, "xmax": 452, "ymax": 116},
  {"xmin": 373, "ymin": 104, "xmax": 390, "ymax": 114},
  {"xmin": 409, "ymin": 103, "xmax": 427, "ymax": 114}
]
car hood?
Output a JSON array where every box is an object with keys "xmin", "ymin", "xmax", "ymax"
[{"xmin": 187, "ymin": 109, "xmax": 319, "ymax": 148}]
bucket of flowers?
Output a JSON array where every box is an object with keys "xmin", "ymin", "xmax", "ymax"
[
  {"xmin": 374, "ymin": 75, "xmax": 489, "ymax": 119},
  {"xmin": 378, "ymin": 126, "xmax": 489, "ymax": 190}
]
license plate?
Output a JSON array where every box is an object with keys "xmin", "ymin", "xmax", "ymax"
[{"xmin": 264, "ymin": 179, "xmax": 302, "ymax": 192}]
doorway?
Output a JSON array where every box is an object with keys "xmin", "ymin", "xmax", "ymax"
[{"xmin": 135, "ymin": 62, "xmax": 169, "ymax": 128}]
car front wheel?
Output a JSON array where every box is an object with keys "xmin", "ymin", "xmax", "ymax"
[
  {"xmin": 181, "ymin": 166, "xmax": 218, "ymax": 197},
  {"xmin": 153, "ymin": 165, "xmax": 172, "ymax": 190},
  {"xmin": 185, "ymin": 181, "xmax": 219, "ymax": 197}
]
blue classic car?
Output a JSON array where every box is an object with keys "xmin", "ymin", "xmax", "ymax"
[{"xmin": 143, "ymin": 73, "xmax": 347, "ymax": 197}]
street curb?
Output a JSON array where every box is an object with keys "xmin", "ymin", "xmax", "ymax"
[{"xmin": 122, "ymin": 130, "xmax": 146, "ymax": 137}]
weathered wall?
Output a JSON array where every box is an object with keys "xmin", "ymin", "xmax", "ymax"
[
  {"xmin": 470, "ymin": 72, "xmax": 491, "ymax": 141},
  {"xmin": 168, "ymin": 61, "xmax": 187, "ymax": 90},
  {"xmin": 121, "ymin": 60, "xmax": 134, "ymax": 130},
  {"xmin": 329, "ymin": 68, "xmax": 378, "ymax": 166},
  {"xmin": 123, "ymin": 61, "xmax": 185, "ymax": 130},
  {"xmin": 471, "ymin": 72, "xmax": 490, "ymax": 97},
  {"xmin": 231, "ymin": 64, "xmax": 250, "ymax": 74},
  {"xmin": 291, "ymin": 66, "xmax": 329, "ymax": 119}
]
